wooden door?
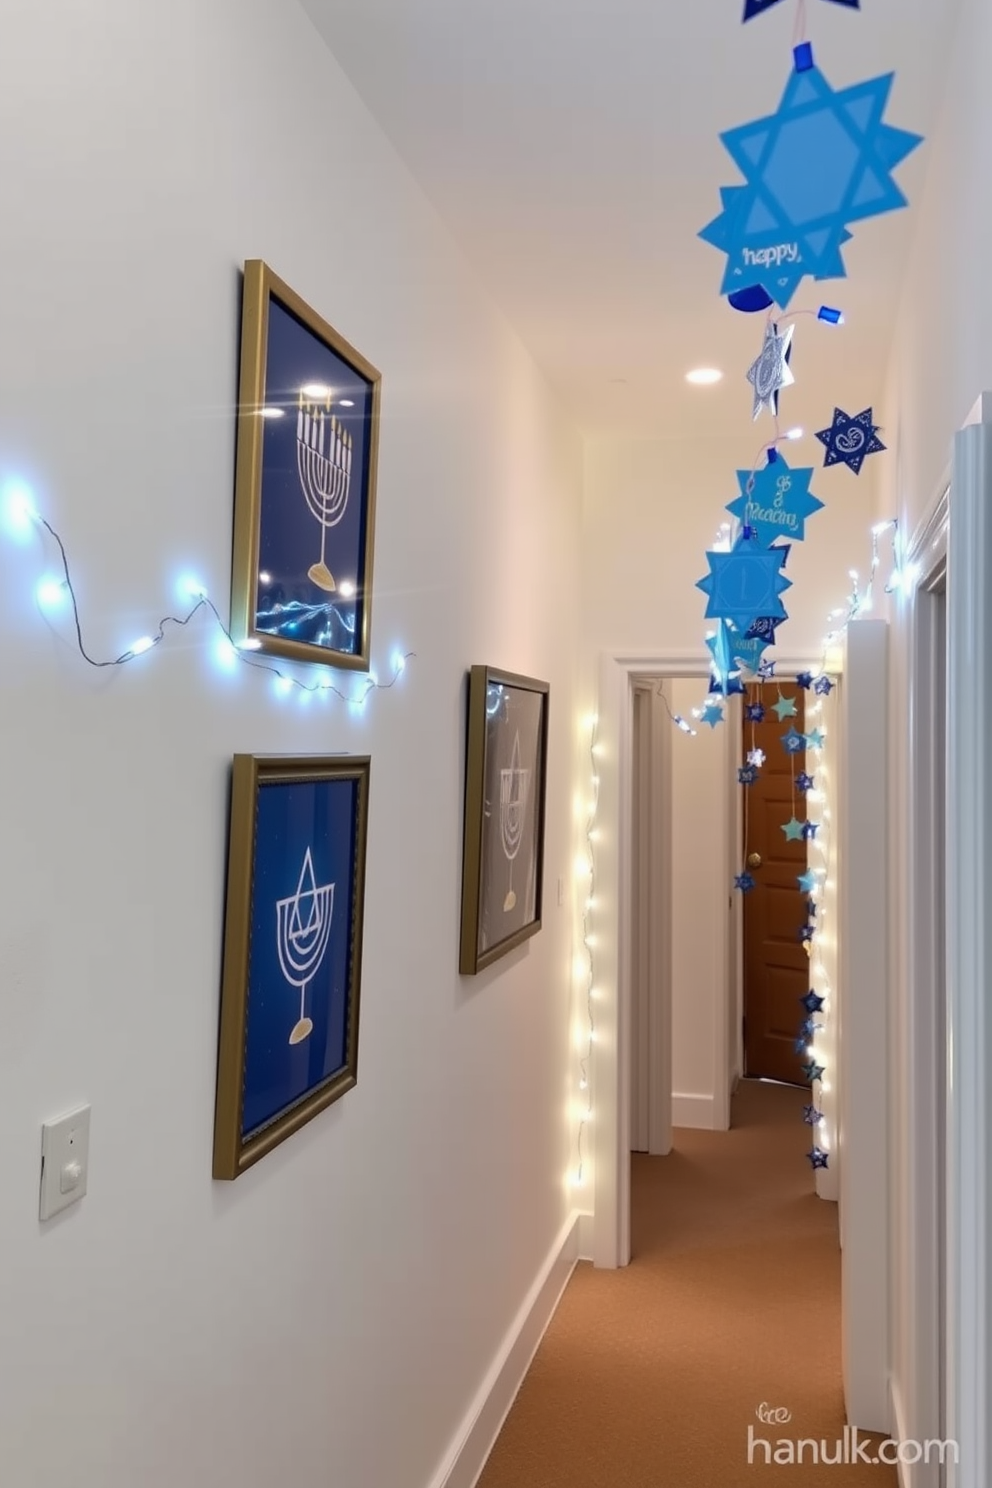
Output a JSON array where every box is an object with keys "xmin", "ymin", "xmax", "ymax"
[{"xmin": 742, "ymin": 682, "xmax": 810, "ymax": 1084}]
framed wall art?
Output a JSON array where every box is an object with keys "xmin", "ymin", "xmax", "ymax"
[
  {"xmin": 213, "ymin": 754, "xmax": 370, "ymax": 1179},
  {"xmin": 459, "ymin": 666, "xmax": 550, "ymax": 976},
  {"xmin": 230, "ymin": 260, "xmax": 381, "ymax": 671}
]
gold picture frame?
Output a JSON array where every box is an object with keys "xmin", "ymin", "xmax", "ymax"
[
  {"xmin": 230, "ymin": 260, "xmax": 381, "ymax": 671},
  {"xmin": 213, "ymin": 754, "xmax": 370, "ymax": 1179},
  {"xmin": 459, "ymin": 666, "xmax": 550, "ymax": 975}
]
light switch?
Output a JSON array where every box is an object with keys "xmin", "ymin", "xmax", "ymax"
[{"xmin": 40, "ymin": 1106, "xmax": 90, "ymax": 1221}]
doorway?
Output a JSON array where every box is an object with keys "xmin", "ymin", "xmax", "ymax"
[{"xmin": 740, "ymin": 682, "xmax": 809, "ymax": 1086}]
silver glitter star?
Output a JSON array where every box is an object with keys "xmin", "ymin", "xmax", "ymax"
[{"xmin": 747, "ymin": 320, "xmax": 795, "ymax": 421}]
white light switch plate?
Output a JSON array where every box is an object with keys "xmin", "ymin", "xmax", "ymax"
[{"xmin": 40, "ymin": 1106, "xmax": 90, "ymax": 1221}]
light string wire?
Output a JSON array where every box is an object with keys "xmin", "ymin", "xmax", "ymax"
[
  {"xmin": 572, "ymin": 713, "xmax": 599, "ymax": 1187},
  {"xmin": 16, "ymin": 495, "xmax": 414, "ymax": 702}
]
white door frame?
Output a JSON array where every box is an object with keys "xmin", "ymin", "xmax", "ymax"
[{"xmin": 592, "ymin": 649, "xmax": 826, "ymax": 1269}]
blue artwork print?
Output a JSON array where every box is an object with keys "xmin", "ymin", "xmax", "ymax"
[
  {"xmin": 696, "ymin": 532, "xmax": 792, "ymax": 634},
  {"xmin": 815, "ymin": 406, "xmax": 886, "ymax": 474},
  {"xmin": 255, "ymin": 298, "xmax": 374, "ymax": 656},
  {"xmin": 241, "ymin": 777, "xmax": 359, "ymax": 1139},
  {"xmin": 727, "ymin": 456, "xmax": 825, "ymax": 547},
  {"xmin": 699, "ymin": 62, "xmax": 923, "ymax": 307}
]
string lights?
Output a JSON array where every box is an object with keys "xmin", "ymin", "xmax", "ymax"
[
  {"xmin": 570, "ymin": 714, "xmax": 599, "ymax": 1190},
  {"xmin": 2, "ymin": 480, "xmax": 414, "ymax": 705}
]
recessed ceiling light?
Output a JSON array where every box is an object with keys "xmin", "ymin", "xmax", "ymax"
[{"xmin": 686, "ymin": 368, "xmax": 723, "ymax": 386}]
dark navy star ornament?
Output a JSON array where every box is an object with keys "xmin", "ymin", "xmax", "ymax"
[
  {"xmin": 699, "ymin": 59, "xmax": 923, "ymax": 307},
  {"xmin": 808, "ymin": 1147, "xmax": 830, "ymax": 1171},
  {"xmin": 743, "ymin": 0, "xmax": 858, "ymax": 18},
  {"xmin": 815, "ymin": 407, "xmax": 887, "ymax": 475}
]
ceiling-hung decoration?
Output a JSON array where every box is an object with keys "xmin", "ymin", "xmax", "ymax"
[
  {"xmin": 814, "ymin": 405, "xmax": 887, "ymax": 474},
  {"xmin": 743, "ymin": 0, "xmax": 859, "ymax": 20},
  {"xmin": 726, "ymin": 453, "xmax": 825, "ymax": 546}
]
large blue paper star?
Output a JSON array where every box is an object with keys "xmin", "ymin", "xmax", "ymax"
[
  {"xmin": 696, "ymin": 536, "xmax": 792, "ymax": 634},
  {"xmin": 815, "ymin": 407, "xmax": 887, "ymax": 474},
  {"xmin": 727, "ymin": 457, "xmax": 825, "ymax": 549},
  {"xmin": 744, "ymin": 0, "xmax": 859, "ymax": 18},
  {"xmin": 699, "ymin": 65, "xmax": 923, "ymax": 307}
]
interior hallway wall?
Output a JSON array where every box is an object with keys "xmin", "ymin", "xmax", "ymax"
[{"xmin": 0, "ymin": 4, "xmax": 584, "ymax": 1486}]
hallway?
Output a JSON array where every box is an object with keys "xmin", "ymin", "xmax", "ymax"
[{"xmin": 479, "ymin": 1081, "xmax": 895, "ymax": 1486}]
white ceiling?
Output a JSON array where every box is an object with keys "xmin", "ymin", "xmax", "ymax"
[{"xmin": 301, "ymin": 0, "xmax": 957, "ymax": 438}]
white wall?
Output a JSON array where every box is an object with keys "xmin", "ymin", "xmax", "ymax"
[
  {"xmin": 0, "ymin": 5, "xmax": 583, "ymax": 1487},
  {"xmin": 877, "ymin": 0, "xmax": 987, "ymax": 1466}
]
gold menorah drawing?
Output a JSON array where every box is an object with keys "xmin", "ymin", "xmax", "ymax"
[{"xmin": 296, "ymin": 392, "xmax": 353, "ymax": 593}]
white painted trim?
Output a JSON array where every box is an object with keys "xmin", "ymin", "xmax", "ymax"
[
  {"xmin": 890, "ymin": 1377, "xmax": 911, "ymax": 1488},
  {"xmin": 593, "ymin": 650, "xmax": 833, "ymax": 1269},
  {"xmin": 649, "ymin": 687, "xmax": 674, "ymax": 1155},
  {"xmin": 672, "ymin": 1093, "xmax": 719, "ymax": 1129},
  {"xmin": 427, "ymin": 1211, "xmax": 584, "ymax": 1488},
  {"xmin": 839, "ymin": 619, "xmax": 890, "ymax": 1433},
  {"xmin": 945, "ymin": 416, "xmax": 992, "ymax": 1488}
]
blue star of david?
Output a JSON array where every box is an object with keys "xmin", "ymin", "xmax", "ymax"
[
  {"xmin": 745, "ymin": 702, "xmax": 766, "ymax": 723},
  {"xmin": 699, "ymin": 65, "xmax": 922, "ymax": 307},
  {"xmin": 815, "ymin": 406, "xmax": 887, "ymax": 475},
  {"xmin": 747, "ymin": 615, "xmax": 784, "ymax": 644},
  {"xmin": 696, "ymin": 536, "xmax": 791, "ymax": 634},
  {"xmin": 726, "ymin": 457, "xmax": 825, "ymax": 547},
  {"xmin": 700, "ymin": 700, "xmax": 725, "ymax": 728},
  {"xmin": 797, "ymin": 772, "xmax": 815, "ymax": 792},
  {"xmin": 735, "ymin": 872, "xmax": 757, "ymax": 893},
  {"xmin": 739, "ymin": 764, "xmax": 760, "ymax": 786},
  {"xmin": 782, "ymin": 727, "xmax": 806, "ymax": 754},
  {"xmin": 744, "ymin": 0, "xmax": 859, "ymax": 19}
]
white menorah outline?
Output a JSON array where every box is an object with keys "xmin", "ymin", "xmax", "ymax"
[
  {"xmin": 296, "ymin": 394, "xmax": 353, "ymax": 567},
  {"xmin": 499, "ymin": 731, "xmax": 531, "ymax": 865},
  {"xmin": 276, "ymin": 846, "xmax": 335, "ymax": 1043}
]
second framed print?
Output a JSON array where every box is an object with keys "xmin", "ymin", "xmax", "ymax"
[
  {"xmin": 459, "ymin": 667, "xmax": 549, "ymax": 976},
  {"xmin": 213, "ymin": 754, "xmax": 370, "ymax": 1179},
  {"xmin": 230, "ymin": 260, "xmax": 381, "ymax": 671}
]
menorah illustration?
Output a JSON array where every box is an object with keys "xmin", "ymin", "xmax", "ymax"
[
  {"xmin": 499, "ymin": 730, "xmax": 531, "ymax": 913},
  {"xmin": 275, "ymin": 846, "xmax": 335, "ymax": 1046},
  {"xmin": 296, "ymin": 391, "xmax": 353, "ymax": 593}
]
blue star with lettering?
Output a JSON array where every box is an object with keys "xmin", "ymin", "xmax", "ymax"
[
  {"xmin": 798, "ymin": 869, "xmax": 818, "ymax": 893},
  {"xmin": 699, "ymin": 63, "xmax": 922, "ymax": 307},
  {"xmin": 814, "ymin": 675, "xmax": 834, "ymax": 695},
  {"xmin": 700, "ymin": 700, "xmax": 725, "ymax": 729},
  {"xmin": 806, "ymin": 728, "xmax": 826, "ymax": 749},
  {"xmin": 738, "ymin": 764, "xmax": 760, "ymax": 786},
  {"xmin": 801, "ymin": 1060, "xmax": 826, "ymax": 1084},
  {"xmin": 745, "ymin": 702, "xmax": 766, "ymax": 724},
  {"xmin": 726, "ymin": 457, "xmax": 824, "ymax": 549},
  {"xmin": 803, "ymin": 1104, "xmax": 825, "ymax": 1126},
  {"xmin": 802, "ymin": 821, "xmax": 819, "ymax": 840},
  {"xmin": 815, "ymin": 407, "xmax": 887, "ymax": 475},
  {"xmin": 735, "ymin": 872, "xmax": 757, "ymax": 893},
  {"xmin": 808, "ymin": 1146, "xmax": 830, "ymax": 1170},
  {"xmin": 782, "ymin": 727, "xmax": 806, "ymax": 754},
  {"xmin": 801, "ymin": 990, "xmax": 825, "ymax": 1014},
  {"xmin": 797, "ymin": 772, "xmax": 815, "ymax": 792},
  {"xmin": 743, "ymin": 0, "xmax": 859, "ymax": 21},
  {"xmin": 731, "ymin": 633, "xmax": 773, "ymax": 676},
  {"xmin": 696, "ymin": 533, "xmax": 791, "ymax": 634}
]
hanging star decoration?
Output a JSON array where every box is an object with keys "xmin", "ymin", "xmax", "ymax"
[
  {"xmin": 758, "ymin": 658, "xmax": 776, "ymax": 679},
  {"xmin": 727, "ymin": 457, "xmax": 825, "ymax": 549},
  {"xmin": 745, "ymin": 701, "xmax": 766, "ymax": 724},
  {"xmin": 699, "ymin": 59, "xmax": 923, "ymax": 307},
  {"xmin": 782, "ymin": 816, "xmax": 806, "ymax": 840},
  {"xmin": 731, "ymin": 633, "xmax": 773, "ymax": 675},
  {"xmin": 710, "ymin": 670, "xmax": 747, "ymax": 697},
  {"xmin": 802, "ymin": 821, "xmax": 819, "ymax": 840},
  {"xmin": 735, "ymin": 872, "xmax": 757, "ymax": 893},
  {"xmin": 799, "ymin": 925, "xmax": 816, "ymax": 944},
  {"xmin": 797, "ymin": 771, "xmax": 815, "ymax": 792},
  {"xmin": 795, "ymin": 1031, "xmax": 813, "ymax": 1054},
  {"xmin": 700, "ymin": 700, "xmax": 725, "ymax": 728},
  {"xmin": 782, "ymin": 727, "xmax": 806, "ymax": 754},
  {"xmin": 806, "ymin": 727, "xmax": 826, "ymax": 749},
  {"xmin": 772, "ymin": 691, "xmax": 798, "ymax": 721},
  {"xmin": 798, "ymin": 869, "xmax": 819, "ymax": 893},
  {"xmin": 696, "ymin": 532, "xmax": 791, "ymax": 633},
  {"xmin": 807, "ymin": 1147, "xmax": 830, "ymax": 1170},
  {"xmin": 806, "ymin": 899, "xmax": 817, "ymax": 918},
  {"xmin": 747, "ymin": 615, "xmax": 785, "ymax": 646},
  {"xmin": 739, "ymin": 763, "xmax": 760, "ymax": 786},
  {"xmin": 815, "ymin": 407, "xmax": 887, "ymax": 475},
  {"xmin": 747, "ymin": 747, "xmax": 766, "ymax": 767},
  {"xmin": 706, "ymin": 620, "xmax": 740, "ymax": 693},
  {"xmin": 803, "ymin": 1104, "xmax": 825, "ymax": 1126},
  {"xmin": 796, "ymin": 671, "xmax": 815, "ymax": 690},
  {"xmin": 814, "ymin": 675, "xmax": 834, "ymax": 696},
  {"xmin": 743, "ymin": 0, "xmax": 859, "ymax": 19},
  {"xmin": 801, "ymin": 1059, "xmax": 826, "ymax": 1084},
  {"xmin": 801, "ymin": 990, "xmax": 826, "ymax": 1014},
  {"xmin": 746, "ymin": 320, "xmax": 794, "ymax": 419}
]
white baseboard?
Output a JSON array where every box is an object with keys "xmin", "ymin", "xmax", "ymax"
[
  {"xmin": 890, "ymin": 1377, "xmax": 909, "ymax": 1488},
  {"xmin": 672, "ymin": 1093, "xmax": 717, "ymax": 1130},
  {"xmin": 427, "ymin": 1209, "xmax": 587, "ymax": 1488}
]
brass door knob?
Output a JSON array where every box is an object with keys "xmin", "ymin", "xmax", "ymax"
[{"xmin": 747, "ymin": 852, "xmax": 762, "ymax": 869}]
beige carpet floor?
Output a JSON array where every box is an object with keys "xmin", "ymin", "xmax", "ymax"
[{"xmin": 477, "ymin": 1079, "xmax": 896, "ymax": 1486}]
